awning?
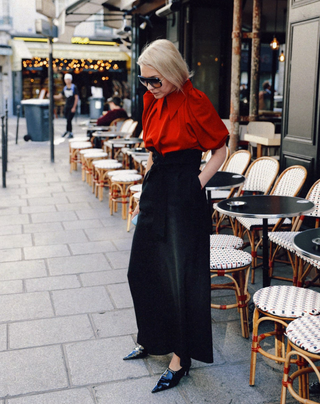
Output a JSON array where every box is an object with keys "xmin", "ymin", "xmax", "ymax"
[
  {"xmin": 11, "ymin": 40, "xmax": 32, "ymax": 71},
  {"xmin": 11, "ymin": 38, "xmax": 130, "ymax": 71},
  {"xmin": 0, "ymin": 45, "xmax": 12, "ymax": 56}
]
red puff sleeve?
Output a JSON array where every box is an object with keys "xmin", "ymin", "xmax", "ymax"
[{"xmin": 185, "ymin": 86, "xmax": 229, "ymax": 151}]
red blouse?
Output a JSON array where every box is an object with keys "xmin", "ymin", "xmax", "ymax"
[{"xmin": 142, "ymin": 79, "xmax": 229, "ymax": 155}]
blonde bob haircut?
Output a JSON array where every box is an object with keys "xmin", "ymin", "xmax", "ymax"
[{"xmin": 137, "ymin": 39, "xmax": 191, "ymax": 92}]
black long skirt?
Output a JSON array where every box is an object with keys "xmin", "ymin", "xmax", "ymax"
[{"xmin": 128, "ymin": 149, "xmax": 213, "ymax": 366}]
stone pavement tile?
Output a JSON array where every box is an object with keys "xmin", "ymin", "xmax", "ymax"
[
  {"xmin": 9, "ymin": 315, "xmax": 94, "ymax": 349},
  {"xmin": 0, "ymin": 346, "xmax": 68, "ymax": 397},
  {"xmin": 0, "ymin": 324, "xmax": 6, "ymax": 351},
  {"xmin": 23, "ymin": 222, "xmax": 64, "ymax": 234},
  {"xmin": 65, "ymin": 336, "xmax": 149, "ymax": 385},
  {"xmin": 92, "ymin": 308, "xmax": 137, "ymax": 338},
  {"xmin": 21, "ymin": 205, "xmax": 57, "ymax": 214},
  {"xmin": 24, "ymin": 245, "xmax": 70, "ymax": 260},
  {"xmin": 0, "ymin": 234, "xmax": 32, "ymax": 249},
  {"xmin": 0, "ymin": 214, "xmax": 29, "ymax": 225},
  {"xmin": 7, "ymin": 388, "xmax": 95, "ymax": 404},
  {"xmin": 0, "ymin": 260, "xmax": 47, "ymax": 281},
  {"xmin": 30, "ymin": 211, "xmax": 78, "ymax": 223},
  {"xmin": 100, "ymin": 216, "xmax": 123, "ymax": 227},
  {"xmin": 84, "ymin": 228, "xmax": 132, "ymax": 242},
  {"xmin": 211, "ymin": 320, "xmax": 252, "ymax": 363},
  {"xmin": 26, "ymin": 196, "xmax": 69, "ymax": 206},
  {"xmin": 56, "ymin": 202, "xmax": 91, "ymax": 211},
  {"xmin": 62, "ymin": 219, "xmax": 103, "ymax": 230},
  {"xmin": 0, "ymin": 187, "xmax": 26, "ymax": 196},
  {"xmin": 94, "ymin": 377, "xmax": 186, "ymax": 404},
  {"xmin": 47, "ymin": 254, "xmax": 111, "ymax": 275},
  {"xmin": 0, "ymin": 279, "xmax": 23, "ymax": 294},
  {"xmin": 107, "ymin": 283, "xmax": 133, "ymax": 309},
  {"xmin": 33, "ymin": 230, "xmax": 87, "ymax": 246},
  {"xmin": 75, "ymin": 209, "xmax": 110, "ymax": 221},
  {"xmin": 0, "ymin": 207, "xmax": 19, "ymax": 216},
  {"xmin": 112, "ymin": 238, "xmax": 133, "ymax": 251},
  {"xmin": 0, "ymin": 224, "xmax": 22, "ymax": 236},
  {"xmin": 106, "ymin": 250, "xmax": 131, "ymax": 269},
  {"xmin": 69, "ymin": 240, "xmax": 116, "ymax": 255},
  {"xmin": 0, "ymin": 292, "xmax": 54, "ymax": 322},
  {"xmin": 0, "ymin": 198, "xmax": 27, "ymax": 208},
  {"xmin": 0, "ymin": 248, "xmax": 22, "ymax": 262},
  {"xmin": 52, "ymin": 286, "xmax": 113, "ymax": 315},
  {"xmin": 64, "ymin": 192, "xmax": 97, "ymax": 204},
  {"xmin": 25, "ymin": 275, "xmax": 81, "ymax": 292},
  {"xmin": 80, "ymin": 269, "xmax": 127, "ymax": 286}
]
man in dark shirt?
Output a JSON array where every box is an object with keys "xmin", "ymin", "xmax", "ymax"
[
  {"xmin": 96, "ymin": 96, "xmax": 128, "ymax": 126},
  {"xmin": 54, "ymin": 73, "xmax": 79, "ymax": 138}
]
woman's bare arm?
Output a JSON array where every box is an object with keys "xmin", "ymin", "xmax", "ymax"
[{"xmin": 198, "ymin": 145, "xmax": 227, "ymax": 189}]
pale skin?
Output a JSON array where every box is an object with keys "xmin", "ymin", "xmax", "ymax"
[
  {"xmin": 134, "ymin": 65, "xmax": 226, "ymax": 372},
  {"xmin": 53, "ymin": 78, "xmax": 79, "ymax": 113}
]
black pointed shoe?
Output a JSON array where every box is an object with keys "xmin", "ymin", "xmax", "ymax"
[
  {"xmin": 123, "ymin": 345, "xmax": 148, "ymax": 360},
  {"xmin": 151, "ymin": 360, "xmax": 191, "ymax": 393}
]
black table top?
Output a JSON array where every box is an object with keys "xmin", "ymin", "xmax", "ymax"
[
  {"xmin": 293, "ymin": 228, "xmax": 320, "ymax": 261},
  {"xmin": 205, "ymin": 171, "xmax": 246, "ymax": 190},
  {"xmin": 108, "ymin": 138, "xmax": 142, "ymax": 145},
  {"xmin": 217, "ymin": 195, "xmax": 315, "ymax": 219}
]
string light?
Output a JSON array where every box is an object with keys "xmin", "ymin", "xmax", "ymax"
[{"xmin": 22, "ymin": 57, "xmax": 120, "ymax": 72}]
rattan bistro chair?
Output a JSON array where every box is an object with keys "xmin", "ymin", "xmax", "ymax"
[
  {"xmin": 249, "ymin": 285, "xmax": 320, "ymax": 387},
  {"xmin": 236, "ymin": 165, "xmax": 307, "ymax": 283},
  {"xmin": 70, "ymin": 141, "xmax": 92, "ymax": 172},
  {"xmin": 280, "ymin": 315, "xmax": 320, "ymax": 403},
  {"xmin": 268, "ymin": 179, "xmax": 320, "ymax": 286}
]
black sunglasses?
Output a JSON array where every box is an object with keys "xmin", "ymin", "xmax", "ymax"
[{"xmin": 138, "ymin": 75, "xmax": 162, "ymax": 88}]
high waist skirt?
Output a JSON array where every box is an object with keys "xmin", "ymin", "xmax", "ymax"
[{"xmin": 127, "ymin": 149, "xmax": 213, "ymax": 366}]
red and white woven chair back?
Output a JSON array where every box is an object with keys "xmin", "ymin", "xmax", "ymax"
[
  {"xmin": 240, "ymin": 157, "xmax": 279, "ymax": 194},
  {"xmin": 224, "ymin": 149, "xmax": 251, "ymax": 175},
  {"xmin": 271, "ymin": 165, "xmax": 307, "ymax": 197}
]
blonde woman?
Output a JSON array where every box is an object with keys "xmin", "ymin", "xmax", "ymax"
[{"xmin": 124, "ymin": 39, "xmax": 228, "ymax": 393}]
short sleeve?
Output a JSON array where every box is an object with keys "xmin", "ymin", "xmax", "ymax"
[{"xmin": 186, "ymin": 88, "xmax": 229, "ymax": 151}]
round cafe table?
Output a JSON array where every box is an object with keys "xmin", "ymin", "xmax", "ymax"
[
  {"xmin": 108, "ymin": 138, "xmax": 143, "ymax": 159},
  {"xmin": 217, "ymin": 195, "xmax": 315, "ymax": 287},
  {"xmin": 293, "ymin": 228, "xmax": 320, "ymax": 261}
]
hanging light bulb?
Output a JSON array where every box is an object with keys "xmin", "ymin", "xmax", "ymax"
[
  {"xmin": 279, "ymin": 50, "xmax": 285, "ymax": 62},
  {"xmin": 270, "ymin": 36, "xmax": 280, "ymax": 50}
]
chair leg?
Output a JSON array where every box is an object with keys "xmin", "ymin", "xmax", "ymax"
[{"xmin": 249, "ymin": 307, "xmax": 260, "ymax": 386}]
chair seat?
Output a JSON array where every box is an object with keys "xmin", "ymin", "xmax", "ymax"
[
  {"xmin": 69, "ymin": 137, "xmax": 89, "ymax": 143},
  {"xmin": 268, "ymin": 231, "xmax": 300, "ymax": 252},
  {"xmin": 83, "ymin": 152, "xmax": 108, "ymax": 158},
  {"xmin": 210, "ymin": 249, "xmax": 252, "ymax": 269},
  {"xmin": 253, "ymin": 285, "xmax": 320, "ymax": 318},
  {"xmin": 111, "ymin": 173, "xmax": 142, "ymax": 183},
  {"xmin": 70, "ymin": 142, "xmax": 92, "ymax": 149},
  {"xmin": 130, "ymin": 184, "xmax": 142, "ymax": 193},
  {"xmin": 80, "ymin": 148, "xmax": 102, "ymax": 155},
  {"xmin": 286, "ymin": 315, "xmax": 320, "ymax": 354},
  {"xmin": 237, "ymin": 216, "xmax": 291, "ymax": 230},
  {"xmin": 93, "ymin": 160, "xmax": 122, "ymax": 169},
  {"xmin": 210, "ymin": 234, "xmax": 243, "ymax": 249},
  {"xmin": 133, "ymin": 191, "xmax": 141, "ymax": 200},
  {"xmin": 108, "ymin": 169, "xmax": 138, "ymax": 177}
]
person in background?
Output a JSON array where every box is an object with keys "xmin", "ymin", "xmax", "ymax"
[
  {"xmin": 96, "ymin": 96, "xmax": 128, "ymax": 126},
  {"xmin": 53, "ymin": 73, "xmax": 79, "ymax": 139},
  {"xmin": 259, "ymin": 81, "xmax": 272, "ymax": 111},
  {"xmin": 123, "ymin": 39, "xmax": 228, "ymax": 394}
]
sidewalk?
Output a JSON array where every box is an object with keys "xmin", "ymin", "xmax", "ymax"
[{"xmin": 0, "ymin": 115, "xmax": 314, "ymax": 403}]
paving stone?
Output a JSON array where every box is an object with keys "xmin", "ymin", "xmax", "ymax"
[
  {"xmin": 62, "ymin": 219, "xmax": 103, "ymax": 230},
  {"xmin": 21, "ymin": 205, "xmax": 57, "ymax": 214},
  {"xmin": 65, "ymin": 336, "xmax": 149, "ymax": 385},
  {"xmin": 47, "ymin": 254, "xmax": 111, "ymax": 275},
  {"xmin": 24, "ymin": 245, "xmax": 70, "ymax": 260},
  {"xmin": 52, "ymin": 286, "xmax": 113, "ymax": 315},
  {"xmin": 94, "ymin": 377, "xmax": 186, "ymax": 404},
  {"xmin": 23, "ymin": 222, "xmax": 64, "ymax": 234},
  {"xmin": 0, "ymin": 260, "xmax": 47, "ymax": 281},
  {"xmin": 25, "ymin": 275, "xmax": 81, "ymax": 292},
  {"xmin": 0, "ymin": 207, "xmax": 19, "ymax": 216},
  {"xmin": 0, "ymin": 198, "xmax": 28, "ymax": 208},
  {"xmin": 33, "ymin": 230, "xmax": 87, "ymax": 246},
  {"xmin": 69, "ymin": 240, "xmax": 117, "ymax": 255},
  {"xmin": 0, "ymin": 279, "xmax": 23, "ymax": 294},
  {"xmin": 107, "ymin": 283, "xmax": 133, "ymax": 309},
  {"xmin": 80, "ymin": 269, "xmax": 127, "ymax": 286},
  {"xmin": 92, "ymin": 308, "xmax": 137, "ymax": 338},
  {"xmin": 0, "ymin": 214, "xmax": 29, "ymax": 225},
  {"xmin": 0, "ymin": 234, "xmax": 32, "ymax": 249},
  {"xmin": 112, "ymin": 238, "xmax": 133, "ymax": 251},
  {"xmin": 7, "ymin": 388, "xmax": 95, "ymax": 404},
  {"xmin": 56, "ymin": 202, "xmax": 91, "ymax": 211},
  {"xmin": 27, "ymin": 196, "xmax": 69, "ymax": 206},
  {"xmin": 84, "ymin": 228, "xmax": 132, "ymax": 242},
  {"xmin": 30, "ymin": 211, "xmax": 78, "ymax": 223},
  {"xmin": 0, "ymin": 324, "xmax": 7, "ymax": 351},
  {"xmin": 0, "ymin": 292, "xmax": 54, "ymax": 322},
  {"xmin": 0, "ymin": 248, "xmax": 22, "ymax": 262},
  {"xmin": 0, "ymin": 346, "xmax": 68, "ymax": 397},
  {"xmin": 0, "ymin": 224, "xmax": 22, "ymax": 236},
  {"xmin": 9, "ymin": 315, "xmax": 94, "ymax": 349},
  {"xmin": 106, "ymin": 250, "xmax": 131, "ymax": 269},
  {"xmin": 75, "ymin": 209, "xmax": 111, "ymax": 221}
]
